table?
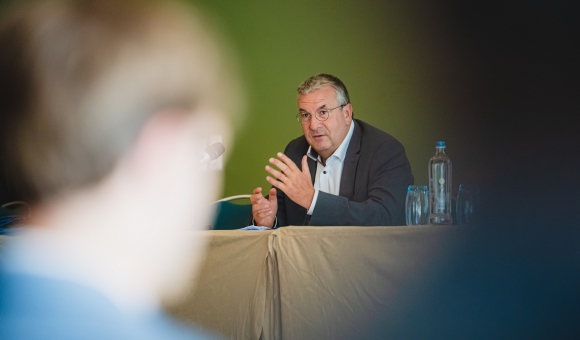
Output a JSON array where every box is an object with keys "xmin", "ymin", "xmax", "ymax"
[
  {"xmin": 168, "ymin": 225, "xmax": 580, "ymax": 340},
  {"xmin": 167, "ymin": 225, "xmax": 467, "ymax": 340},
  {"xmin": 273, "ymin": 226, "xmax": 463, "ymax": 340},
  {"xmin": 165, "ymin": 230, "xmax": 274, "ymax": 340},
  {"xmin": 6, "ymin": 227, "xmax": 577, "ymax": 339}
]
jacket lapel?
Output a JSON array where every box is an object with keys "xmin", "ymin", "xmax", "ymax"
[
  {"xmin": 339, "ymin": 120, "xmax": 361, "ymax": 200},
  {"xmin": 306, "ymin": 149, "xmax": 318, "ymax": 184},
  {"xmin": 304, "ymin": 149, "xmax": 317, "ymax": 225}
]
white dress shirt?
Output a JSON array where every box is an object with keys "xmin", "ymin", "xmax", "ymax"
[{"xmin": 306, "ymin": 122, "xmax": 355, "ymax": 215}]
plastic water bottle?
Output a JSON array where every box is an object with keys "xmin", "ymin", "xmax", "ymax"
[{"xmin": 429, "ymin": 141, "xmax": 452, "ymax": 224}]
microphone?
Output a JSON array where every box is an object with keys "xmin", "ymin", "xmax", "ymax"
[{"xmin": 199, "ymin": 142, "xmax": 225, "ymax": 164}]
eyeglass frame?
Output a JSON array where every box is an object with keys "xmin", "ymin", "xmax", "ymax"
[{"xmin": 295, "ymin": 103, "xmax": 348, "ymax": 125}]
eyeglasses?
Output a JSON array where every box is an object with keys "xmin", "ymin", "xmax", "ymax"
[{"xmin": 295, "ymin": 104, "xmax": 347, "ymax": 125}]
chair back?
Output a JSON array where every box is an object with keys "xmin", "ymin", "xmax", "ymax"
[{"xmin": 210, "ymin": 195, "xmax": 252, "ymax": 230}]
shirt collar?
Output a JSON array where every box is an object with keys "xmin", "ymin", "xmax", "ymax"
[{"xmin": 307, "ymin": 121, "xmax": 355, "ymax": 164}]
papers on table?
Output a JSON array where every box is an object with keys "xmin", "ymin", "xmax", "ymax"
[{"xmin": 238, "ymin": 226, "xmax": 271, "ymax": 231}]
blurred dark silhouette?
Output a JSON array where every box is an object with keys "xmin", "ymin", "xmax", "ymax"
[{"xmin": 343, "ymin": 0, "xmax": 580, "ymax": 338}]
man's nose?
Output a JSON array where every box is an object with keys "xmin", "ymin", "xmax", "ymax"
[{"xmin": 308, "ymin": 116, "xmax": 322, "ymax": 131}]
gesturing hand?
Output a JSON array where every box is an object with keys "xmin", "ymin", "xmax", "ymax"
[
  {"xmin": 265, "ymin": 153, "xmax": 315, "ymax": 210},
  {"xmin": 250, "ymin": 187, "xmax": 277, "ymax": 228}
]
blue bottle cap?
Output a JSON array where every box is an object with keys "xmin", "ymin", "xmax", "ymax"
[{"xmin": 436, "ymin": 141, "xmax": 445, "ymax": 147}]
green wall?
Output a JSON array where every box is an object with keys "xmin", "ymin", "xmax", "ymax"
[{"xmin": 192, "ymin": 0, "xmax": 483, "ymax": 198}]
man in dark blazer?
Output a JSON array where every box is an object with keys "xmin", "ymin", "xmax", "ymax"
[{"xmin": 251, "ymin": 74, "xmax": 414, "ymax": 227}]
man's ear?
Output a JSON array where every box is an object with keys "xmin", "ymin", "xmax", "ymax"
[
  {"xmin": 125, "ymin": 108, "xmax": 230, "ymax": 181},
  {"xmin": 344, "ymin": 103, "xmax": 353, "ymax": 124},
  {"xmin": 126, "ymin": 109, "xmax": 191, "ymax": 179}
]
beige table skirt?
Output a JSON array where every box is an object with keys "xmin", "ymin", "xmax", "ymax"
[
  {"xmin": 166, "ymin": 229, "xmax": 276, "ymax": 340},
  {"xmin": 5, "ymin": 226, "xmax": 576, "ymax": 339},
  {"xmin": 169, "ymin": 226, "xmax": 463, "ymax": 340}
]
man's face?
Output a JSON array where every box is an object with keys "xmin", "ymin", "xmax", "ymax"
[{"xmin": 298, "ymin": 86, "xmax": 352, "ymax": 161}]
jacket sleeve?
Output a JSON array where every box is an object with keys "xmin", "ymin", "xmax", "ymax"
[
  {"xmin": 308, "ymin": 138, "xmax": 413, "ymax": 226},
  {"xmin": 273, "ymin": 142, "xmax": 293, "ymax": 227}
]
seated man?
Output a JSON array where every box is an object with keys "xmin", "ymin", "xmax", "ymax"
[
  {"xmin": 251, "ymin": 74, "xmax": 414, "ymax": 228},
  {"xmin": 0, "ymin": 0, "xmax": 237, "ymax": 338}
]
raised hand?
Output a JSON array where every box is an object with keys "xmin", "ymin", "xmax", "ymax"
[
  {"xmin": 265, "ymin": 153, "xmax": 314, "ymax": 210},
  {"xmin": 250, "ymin": 187, "xmax": 277, "ymax": 228}
]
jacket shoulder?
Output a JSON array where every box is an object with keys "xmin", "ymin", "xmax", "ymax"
[
  {"xmin": 284, "ymin": 135, "xmax": 310, "ymax": 157},
  {"xmin": 355, "ymin": 119, "xmax": 404, "ymax": 150}
]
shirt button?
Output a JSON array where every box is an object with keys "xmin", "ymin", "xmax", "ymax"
[{"xmin": 323, "ymin": 171, "xmax": 327, "ymax": 174}]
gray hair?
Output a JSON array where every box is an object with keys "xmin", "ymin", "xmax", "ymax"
[{"xmin": 297, "ymin": 73, "xmax": 350, "ymax": 106}]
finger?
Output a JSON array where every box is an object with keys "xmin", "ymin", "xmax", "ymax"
[
  {"xmin": 250, "ymin": 195, "xmax": 259, "ymax": 204},
  {"xmin": 301, "ymin": 155, "xmax": 310, "ymax": 175},
  {"xmin": 269, "ymin": 157, "xmax": 291, "ymax": 175},
  {"xmin": 277, "ymin": 152, "xmax": 300, "ymax": 172},
  {"xmin": 256, "ymin": 211, "xmax": 274, "ymax": 220},
  {"xmin": 266, "ymin": 176, "xmax": 284, "ymax": 190},
  {"xmin": 250, "ymin": 188, "xmax": 264, "ymax": 204},
  {"xmin": 255, "ymin": 205, "xmax": 273, "ymax": 213},
  {"xmin": 253, "ymin": 201, "xmax": 270, "ymax": 210},
  {"xmin": 269, "ymin": 188, "xmax": 278, "ymax": 204},
  {"xmin": 255, "ymin": 204, "xmax": 273, "ymax": 214},
  {"xmin": 255, "ymin": 207, "xmax": 272, "ymax": 215},
  {"xmin": 251, "ymin": 195, "xmax": 267, "ymax": 205},
  {"xmin": 265, "ymin": 165, "xmax": 284, "ymax": 181}
]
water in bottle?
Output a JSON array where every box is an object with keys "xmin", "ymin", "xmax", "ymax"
[{"xmin": 429, "ymin": 141, "xmax": 452, "ymax": 224}]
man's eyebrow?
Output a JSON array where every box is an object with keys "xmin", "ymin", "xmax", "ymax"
[{"xmin": 299, "ymin": 104, "xmax": 328, "ymax": 113}]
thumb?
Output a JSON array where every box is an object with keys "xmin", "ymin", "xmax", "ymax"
[
  {"xmin": 302, "ymin": 155, "xmax": 310, "ymax": 174},
  {"xmin": 269, "ymin": 188, "xmax": 277, "ymax": 203}
]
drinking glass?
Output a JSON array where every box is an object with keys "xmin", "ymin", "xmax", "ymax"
[
  {"xmin": 456, "ymin": 184, "xmax": 480, "ymax": 225},
  {"xmin": 405, "ymin": 185, "xmax": 429, "ymax": 225}
]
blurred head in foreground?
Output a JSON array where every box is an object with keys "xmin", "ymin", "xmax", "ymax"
[{"xmin": 0, "ymin": 0, "xmax": 239, "ymax": 336}]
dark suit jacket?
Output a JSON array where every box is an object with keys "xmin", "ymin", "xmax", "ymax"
[{"xmin": 276, "ymin": 119, "xmax": 414, "ymax": 227}]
